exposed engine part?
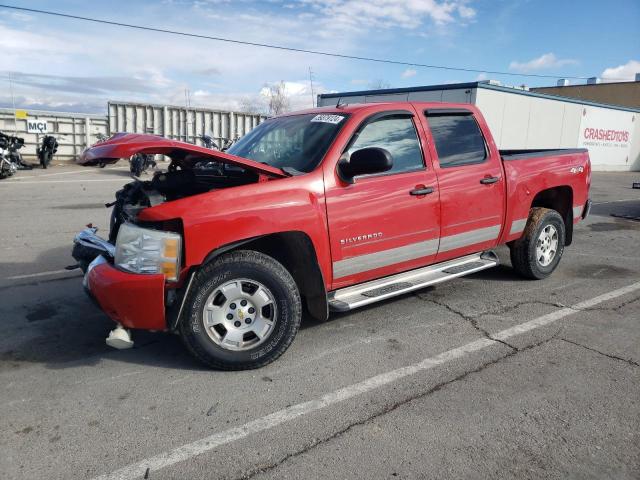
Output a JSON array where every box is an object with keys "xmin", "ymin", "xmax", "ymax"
[{"xmin": 108, "ymin": 166, "xmax": 258, "ymax": 242}]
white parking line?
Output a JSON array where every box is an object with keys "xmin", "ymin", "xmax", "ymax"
[
  {"xmin": 91, "ymin": 280, "xmax": 640, "ymax": 480},
  {"xmin": 0, "ymin": 179, "xmax": 127, "ymax": 185},
  {"xmin": 593, "ymin": 198, "xmax": 639, "ymax": 204},
  {"xmin": 6, "ymin": 269, "xmax": 78, "ymax": 280},
  {"xmin": 7, "ymin": 169, "xmax": 96, "ymax": 179}
]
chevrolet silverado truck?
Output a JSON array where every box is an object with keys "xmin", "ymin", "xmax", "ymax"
[{"xmin": 72, "ymin": 102, "xmax": 591, "ymax": 370}]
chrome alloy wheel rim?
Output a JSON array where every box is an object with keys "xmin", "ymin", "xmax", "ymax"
[
  {"xmin": 536, "ymin": 225, "xmax": 559, "ymax": 267},
  {"xmin": 202, "ymin": 278, "xmax": 277, "ymax": 351}
]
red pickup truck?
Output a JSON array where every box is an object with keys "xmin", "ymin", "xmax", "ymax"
[{"xmin": 73, "ymin": 102, "xmax": 591, "ymax": 370}]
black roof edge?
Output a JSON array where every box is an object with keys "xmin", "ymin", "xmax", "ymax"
[{"xmin": 319, "ymin": 81, "xmax": 480, "ymax": 99}]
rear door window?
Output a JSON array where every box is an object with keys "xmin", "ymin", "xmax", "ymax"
[{"xmin": 426, "ymin": 114, "xmax": 487, "ymax": 168}]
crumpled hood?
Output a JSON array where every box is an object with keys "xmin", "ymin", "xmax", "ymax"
[{"xmin": 77, "ymin": 133, "xmax": 288, "ymax": 178}]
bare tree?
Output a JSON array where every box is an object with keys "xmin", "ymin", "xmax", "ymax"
[
  {"xmin": 238, "ymin": 95, "xmax": 266, "ymax": 115},
  {"xmin": 264, "ymin": 81, "xmax": 290, "ymax": 116},
  {"xmin": 368, "ymin": 79, "xmax": 392, "ymax": 89}
]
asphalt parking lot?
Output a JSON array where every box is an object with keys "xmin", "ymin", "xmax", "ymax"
[{"xmin": 1, "ymin": 164, "xmax": 639, "ymax": 480}]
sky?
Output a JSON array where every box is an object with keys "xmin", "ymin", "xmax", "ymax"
[{"xmin": 0, "ymin": 0, "xmax": 639, "ymax": 114}]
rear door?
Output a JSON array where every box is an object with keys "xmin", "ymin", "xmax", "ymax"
[
  {"xmin": 419, "ymin": 108, "xmax": 505, "ymax": 263},
  {"xmin": 324, "ymin": 108, "xmax": 440, "ymax": 289}
]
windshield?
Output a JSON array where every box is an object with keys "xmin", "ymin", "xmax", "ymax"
[{"xmin": 227, "ymin": 113, "xmax": 348, "ymax": 173}]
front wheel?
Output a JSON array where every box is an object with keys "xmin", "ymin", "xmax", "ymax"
[
  {"xmin": 41, "ymin": 152, "xmax": 51, "ymax": 169},
  {"xmin": 179, "ymin": 250, "xmax": 302, "ymax": 370},
  {"xmin": 510, "ymin": 207, "xmax": 565, "ymax": 279}
]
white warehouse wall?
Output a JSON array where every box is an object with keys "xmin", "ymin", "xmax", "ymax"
[{"xmin": 473, "ymin": 88, "xmax": 636, "ymax": 171}]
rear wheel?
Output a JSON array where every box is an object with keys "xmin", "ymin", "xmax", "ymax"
[
  {"xmin": 510, "ymin": 207, "xmax": 565, "ymax": 279},
  {"xmin": 179, "ymin": 250, "xmax": 302, "ymax": 370},
  {"xmin": 41, "ymin": 152, "xmax": 51, "ymax": 169}
]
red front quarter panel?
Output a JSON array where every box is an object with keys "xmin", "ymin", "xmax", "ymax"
[{"xmin": 88, "ymin": 263, "xmax": 166, "ymax": 330}]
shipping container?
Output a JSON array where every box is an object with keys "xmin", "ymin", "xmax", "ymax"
[
  {"xmin": 108, "ymin": 101, "xmax": 267, "ymax": 148},
  {"xmin": 318, "ymin": 81, "xmax": 640, "ymax": 172}
]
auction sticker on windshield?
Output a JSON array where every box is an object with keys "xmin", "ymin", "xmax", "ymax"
[{"xmin": 311, "ymin": 114, "xmax": 345, "ymax": 124}]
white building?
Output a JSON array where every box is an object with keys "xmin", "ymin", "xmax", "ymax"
[{"xmin": 318, "ymin": 81, "xmax": 640, "ymax": 172}]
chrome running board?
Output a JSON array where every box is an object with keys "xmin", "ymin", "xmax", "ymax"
[{"xmin": 328, "ymin": 251, "xmax": 498, "ymax": 312}]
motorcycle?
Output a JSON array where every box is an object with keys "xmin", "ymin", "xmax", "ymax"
[
  {"xmin": 0, "ymin": 132, "xmax": 17, "ymax": 179},
  {"xmin": 200, "ymin": 133, "xmax": 237, "ymax": 152},
  {"xmin": 129, "ymin": 152, "xmax": 156, "ymax": 177},
  {"xmin": 37, "ymin": 135, "xmax": 58, "ymax": 169},
  {"xmin": 195, "ymin": 134, "xmax": 239, "ymax": 171},
  {"xmin": 0, "ymin": 131, "xmax": 32, "ymax": 179},
  {"xmin": 93, "ymin": 134, "xmax": 110, "ymax": 168}
]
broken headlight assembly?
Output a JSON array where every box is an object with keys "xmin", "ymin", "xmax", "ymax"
[{"xmin": 114, "ymin": 223, "xmax": 182, "ymax": 281}]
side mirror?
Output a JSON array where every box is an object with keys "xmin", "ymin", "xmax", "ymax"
[{"xmin": 337, "ymin": 147, "xmax": 393, "ymax": 183}]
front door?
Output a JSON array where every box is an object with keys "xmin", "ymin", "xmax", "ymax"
[{"xmin": 324, "ymin": 110, "xmax": 441, "ymax": 289}]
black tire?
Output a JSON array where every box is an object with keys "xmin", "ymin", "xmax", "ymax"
[
  {"xmin": 130, "ymin": 156, "xmax": 144, "ymax": 177},
  {"xmin": 41, "ymin": 152, "xmax": 50, "ymax": 169},
  {"xmin": 179, "ymin": 250, "xmax": 302, "ymax": 370},
  {"xmin": 510, "ymin": 207, "xmax": 565, "ymax": 280}
]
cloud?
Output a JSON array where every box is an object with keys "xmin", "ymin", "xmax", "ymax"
[
  {"xmin": 299, "ymin": 0, "xmax": 476, "ymax": 29},
  {"xmin": 457, "ymin": 4, "xmax": 476, "ymax": 19},
  {"xmin": 0, "ymin": 0, "xmax": 477, "ymax": 114},
  {"xmin": 401, "ymin": 68, "xmax": 417, "ymax": 78},
  {"xmin": 193, "ymin": 67, "xmax": 222, "ymax": 76},
  {"xmin": 601, "ymin": 60, "xmax": 640, "ymax": 82},
  {"xmin": 508, "ymin": 53, "xmax": 578, "ymax": 73},
  {"xmin": 1, "ymin": 71, "xmax": 164, "ymax": 95},
  {"xmin": 476, "ymin": 72, "xmax": 488, "ymax": 81}
]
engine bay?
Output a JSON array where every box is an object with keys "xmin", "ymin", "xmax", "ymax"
[{"xmin": 108, "ymin": 163, "xmax": 258, "ymax": 242}]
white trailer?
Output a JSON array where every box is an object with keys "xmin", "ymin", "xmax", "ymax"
[
  {"xmin": 318, "ymin": 81, "xmax": 640, "ymax": 172},
  {"xmin": 108, "ymin": 101, "xmax": 267, "ymax": 150},
  {"xmin": 0, "ymin": 108, "xmax": 108, "ymax": 163}
]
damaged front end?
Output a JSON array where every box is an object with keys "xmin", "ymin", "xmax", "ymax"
[
  {"xmin": 72, "ymin": 133, "xmax": 288, "ymax": 339},
  {"xmin": 72, "ymin": 226, "xmax": 115, "ymax": 273}
]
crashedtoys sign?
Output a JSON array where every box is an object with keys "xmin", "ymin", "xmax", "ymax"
[{"xmin": 579, "ymin": 107, "xmax": 634, "ymax": 169}]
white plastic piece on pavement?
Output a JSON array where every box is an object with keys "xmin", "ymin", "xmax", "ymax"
[{"xmin": 106, "ymin": 326, "xmax": 134, "ymax": 350}]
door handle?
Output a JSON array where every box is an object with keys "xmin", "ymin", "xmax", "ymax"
[
  {"xmin": 410, "ymin": 186, "xmax": 435, "ymax": 196},
  {"xmin": 480, "ymin": 176, "xmax": 500, "ymax": 185}
]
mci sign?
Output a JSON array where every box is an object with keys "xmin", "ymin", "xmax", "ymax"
[{"xmin": 26, "ymin": 119, "xmax": 48, "ymax": 134}]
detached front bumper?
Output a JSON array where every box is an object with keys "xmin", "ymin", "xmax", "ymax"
[
  {"xmin": 86, "ymin": 260, "xmax": 167, "ymax": 330},
  {"xmin": 74, "ymin": 228, "xmax": 168, "ymax": 331}
]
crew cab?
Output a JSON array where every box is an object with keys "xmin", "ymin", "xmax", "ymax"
[{"xmin": 72, "ymin": 102, "xmax": 591, "ymax": 370}]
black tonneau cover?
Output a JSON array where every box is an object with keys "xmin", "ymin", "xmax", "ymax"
[{"xmin": 500, "ymin": 148, "xmax": 588, "ymax": 161}]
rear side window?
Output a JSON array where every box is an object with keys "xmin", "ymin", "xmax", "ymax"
[
  {"xmin": 347, "ymin": 115, "xmax": 424, "ymax": 174},
  {"xmin": 426, "ymin": 114, "xmax": 487, "ymax": 167}
]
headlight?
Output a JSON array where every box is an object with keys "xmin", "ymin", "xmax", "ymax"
[{"xmin": 115, "ymin": 223, "xmax": 182, "ymax": 281}]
